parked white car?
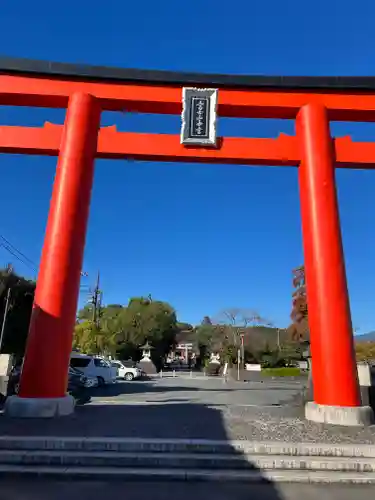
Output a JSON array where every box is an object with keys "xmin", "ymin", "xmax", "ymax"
[
  {"xmin": 110, "ymin": 361, "xmax": 142, "ymax": 381},
  {"xmin": 70, "ymin": 353, "xmax": 117, "ymax": 386}
]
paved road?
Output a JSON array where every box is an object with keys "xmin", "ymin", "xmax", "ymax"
[
  {"xmin": 88, "ymin": 376, "xmax": 304, "ymax": 407},
  {"xmin": 1, "ymin": 376, "xmax": 375, "ymax": 443},
  {"xmin": 2, "ymin": 480, "xmax": 374, "ymax": 500}
]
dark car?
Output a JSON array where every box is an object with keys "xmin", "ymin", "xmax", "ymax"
[
  {"xmin": 7, "ymin": 363, "xmax": 22, "ymax": 396},
  {"xmin": 67, "ymin": 367, "xmax": 92, "ymax": 404},
  {"xmin": 7, "ymin": 365, "xmax": 87, "ymax": 397},
  {"xmin": 67, "ymin": 366, "xmax": 87, "ymax": 392}
]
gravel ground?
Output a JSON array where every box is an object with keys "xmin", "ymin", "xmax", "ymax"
[
  {"xmin": 0, "ymin": 376, "xmax": 374, "ymax": 444},
  {"xmin": 223, "ymin": 405, "xmax": 375, "ymax": 444}
]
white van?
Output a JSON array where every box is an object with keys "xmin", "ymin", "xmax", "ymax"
[
  {"xmin": 110, "ymin": 360, "xmax": 143, "ymax": 381},
  {"xmin": 70, "ymin": 353, "xmax": 117, "ymax": 386}
]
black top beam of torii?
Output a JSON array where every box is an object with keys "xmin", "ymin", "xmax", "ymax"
[{"xmin": 0, "ymin": 56, "xmax": 375, "ymax": 91}]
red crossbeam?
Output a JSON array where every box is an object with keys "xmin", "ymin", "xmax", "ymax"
[
  {"xmin": 2, "ymin": 75, "xmax": 375, "ymax": 120},
  {"xmin": 0, "ymin": 124, "xmax": 374, "ymax": 168}
]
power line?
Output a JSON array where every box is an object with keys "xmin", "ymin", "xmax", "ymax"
[
  {"xmin": 0, "ymin": 234, "xmax": 92, "ymax": 289},
  {"xmin": 0, "ymin": 235, "xmax": 37, "ymax": 269},
  {"xmin": 0, "ymin": 245, "xmax": 36, "ymax": 272},
  {"xmin": 0, "ymin": 235, "xmax": 38, "ymax": 273}
]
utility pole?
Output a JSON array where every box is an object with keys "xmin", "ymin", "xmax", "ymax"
[
  {"xmin": 89, "ymin": 271, "xmax": 103, "ymax": 355},
  {"xmin": 240, "ymin": 333, "xmax": 245, "ymax": 368},
  {"xmin": 91, "ymin": 271, "xmax": 102, "ymax": 328}
]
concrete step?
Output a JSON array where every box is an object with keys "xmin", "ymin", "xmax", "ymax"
[
  {"xmin": 0, "ymin": 436, "xmax": 374, "ymax": 458},
  {"xmin": 0, "ymin": 449, "xmax": 374, "ymax": 472},
  {"xmin": 0, "ymin": 464, "xmax": 375, "ymax": 484}
]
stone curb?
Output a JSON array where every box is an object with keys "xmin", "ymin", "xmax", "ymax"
[
  {"xmin": 0, "ymin": 436, "xmax": 375, "ymax": 457},
  {"xmin": 0, "ymin": 465, "xmax": 375, "ymax": 484},
  {"xmin": 0, "ymin": 449, "xmax": 375, "ymax": 472}
]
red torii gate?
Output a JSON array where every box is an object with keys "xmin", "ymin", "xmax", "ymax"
[{"xmin": 1, "ymin": 58, "xmax": 374, "ymax": 424}]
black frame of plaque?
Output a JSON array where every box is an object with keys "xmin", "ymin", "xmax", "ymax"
[{"xmin": 180, "ymin": 87, "xmax": 218, "ymax": 147}]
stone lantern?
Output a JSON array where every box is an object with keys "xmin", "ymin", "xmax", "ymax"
[
  {"xmin": 140, "ymin": 340, "xmax": 153, "ymax": 362},
  {"xmin": 139, "ymin": 340, "xmax": 157, "ymax": 375}
]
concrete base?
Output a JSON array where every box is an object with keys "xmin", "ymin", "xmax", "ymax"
[
  {"xmin": 138, "ymin": 360, "xmax": 157, "ymax": 375},
  {"xmin": 305, "ymin": 401, "xmax": 374, "ymax": 426},
  {"xmin": 357, "ymin": 362, "xmax": 372, "ymax": 387},
  {"xmin": 0, "ymin": 354, "xmax": 13, "ymax": 376},
  {"xmin": 4, "ymin": 394, "xmax": 75, "ymax": 418},
  {"xmin": 0, "ymin": 375, "xmax": 9, "ymax": 400}
]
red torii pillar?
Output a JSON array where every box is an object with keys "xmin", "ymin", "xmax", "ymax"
[
  {"xmin": 5, "ymin": 92, "xmax": 101, "ymax": 417},
  {"xmin": 297, "ymin": 103, "xmax": 372, "ymax": 425}
]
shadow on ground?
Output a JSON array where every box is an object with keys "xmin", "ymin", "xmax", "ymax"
[
  {"xmin": 90, "ymin": 381, "xmax": 239, "ymax": 397},
  {"xmin": 0, "ymin": 403, "xmax": 240, "ymax": 438},
  {"xmin": 90, "ymin": 379, "xmax": 306, "ymax": 398},
  {"xmin": 92, "ymin": 377, "xmax": 305, "ymax": 397},
  {"xmin": 1, "ymin": 481, "xmax": 374, "ymax": 500},
  {"xmin": 0, "ymin": 402, "xmax": 284, "ymax": 500},
  {"xmin": 1, "ymin": 392, "xmax": 375, "ymax": 444}
]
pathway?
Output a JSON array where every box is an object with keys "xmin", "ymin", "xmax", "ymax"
[{"xmin": 0, "ymin": 376, "xmax": 374, "ymax": 444}]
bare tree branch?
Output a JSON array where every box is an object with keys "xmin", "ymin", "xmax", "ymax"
[{"xmin": 213, "ymin": 308, "xmax": 270, "ymax": 347}]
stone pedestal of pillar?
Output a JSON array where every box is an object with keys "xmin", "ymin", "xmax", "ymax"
[
  {"xmin": 305, "ymin": 401, "xmax": 373, "ymax": 426},
  {"xmin": 305, "ymin": 362, "xmax": 374, "ymax": 426},
  {"xmin": 5, "ymin": 394, "xmax": 75, "ymax": 418}
]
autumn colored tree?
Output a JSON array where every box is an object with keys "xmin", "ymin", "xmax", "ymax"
[{"xmin": 288, "ymin": 265, "xmax": 309, "ymax": 342}]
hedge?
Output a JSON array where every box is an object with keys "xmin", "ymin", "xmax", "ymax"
[{"xmin": 262, "ymin": 367, "xmax": 301, "ymax": 377}]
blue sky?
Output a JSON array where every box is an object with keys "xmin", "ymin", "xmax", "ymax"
[{"xmin": 0, "ymin": 1, "xmax": 375, "ymax": 332}]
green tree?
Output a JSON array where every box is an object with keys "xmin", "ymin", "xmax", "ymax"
[
  {"xmin": 176, "ymin": 322, "xmax": 194, "ymax": 332},
  {"xmin": 221, "ymin": 343, "xmax": 237, "ymax": 364},
  {"xmin": 100, "ymin": 305, "xmax": 125, "ymax": 344},
  {"xmin": 279, "ymin": 341, "xmax": 303, "ymax": 365},
  {"xmin": 195, "ymin": 324, "xmax": 215, "ymax": 349},
  {"xmin": 194, "ymin": 316, "xmax": 217, "ymax": 365},
  {"xmin": 201, "ymin": 316, "xmax": 212, "ymax": 326},
  {"xmin": 74, "ymin": 303, "xmax": 124, "ymax": 356},
  {"xmin": 73, "ymin": 320, "xmax": 100, "ymax": 353},
  {"xmin": 355, "ymin": 341, "xmax": 375, "ymax": 362},
  {"xmin": 114, "ymin": 297, "xmax": 177, "ymax": 368},
  {"xmin": 0, "ymin": 266, "xmax": 35, "ymax": 356},
  {"xmin": 77, "ymin": 304, "xmax": 94, "ymax": 322},
  {"xmin": 73, "ymin": 319, "xmax": 118, "ymax": 356}
]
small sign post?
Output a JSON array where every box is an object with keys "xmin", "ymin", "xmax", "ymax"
[{"xmin": 180, "ymin": 87, "xmax": 218, "ymax": 147}]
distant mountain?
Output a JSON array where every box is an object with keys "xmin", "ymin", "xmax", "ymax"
[{"xmin": 356, "ymin": 331, "xmax": 375, "ymax": 343}]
